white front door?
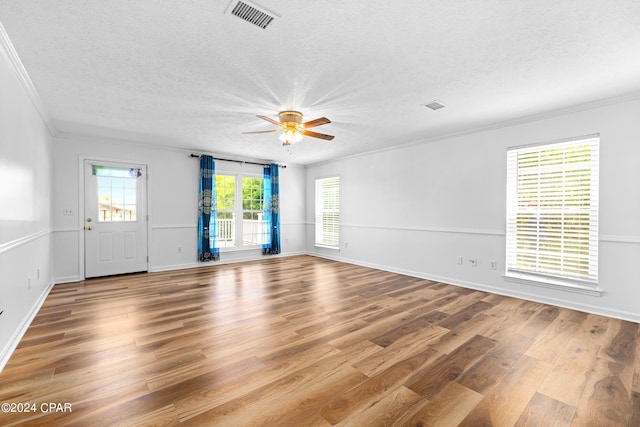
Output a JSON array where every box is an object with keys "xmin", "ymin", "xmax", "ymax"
[{"xmin": 84, "ymin": 160, "xmax": 148, "ymax": 278}]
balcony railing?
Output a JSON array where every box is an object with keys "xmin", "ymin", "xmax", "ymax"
[
  {"xmin": 216, "ymin": 218, "xmax": 269, "ymax": 246},
  {"xmin": 217, "ymin": 218, "xmax": 235, "ymax": 242}
]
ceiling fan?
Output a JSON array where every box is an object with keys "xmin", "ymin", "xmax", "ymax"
[{"xmin": 243, "ymin": 111, "xmax": 334, "ymax": 146}]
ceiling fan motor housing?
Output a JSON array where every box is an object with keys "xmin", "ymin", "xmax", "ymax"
[{"xmin": 279, "ymin": 111, "xmax": 303, "ymax": 125}]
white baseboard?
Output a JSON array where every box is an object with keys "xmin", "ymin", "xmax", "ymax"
[
  {"xmin": 0, "ymin": 279, "xmax": 55, "ymax": 372},
  {"xmin": 46, "ymin": 248, "xmax": 640, "ymax": 343},
  {"xmin": 149, "ymin": 262, "xmax": 201, "ymax": 273},
  {"xmin": 54, "ymin": 275, "xmax": 83, "ymax": 284},
  {"xmin": 308, "ymin": 251, "xmax": 640, "ymax": 324},
  {"xmin": 148, "ymin": 251, "xmax": 308, "ymax": 273}
]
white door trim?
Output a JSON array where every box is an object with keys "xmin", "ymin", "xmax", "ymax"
[{"xmin": 78, "ymin": 156, "xmax": 151, "ymax": 280}]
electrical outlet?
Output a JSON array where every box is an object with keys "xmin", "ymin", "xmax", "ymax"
[
  {"xmin": 490, "ymin": 260, "xmax": 497, "ymax": 270},
  {"xmin": 62, "ymin": 208, "xmax": 72, "ymax": 215},
  {"xmin": 177, "ymin": 246, "xmax": 183, "ymax": 253}
]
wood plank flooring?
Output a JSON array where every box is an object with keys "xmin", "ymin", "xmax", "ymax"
[{"xmin": 1, "ymin": 255, "xmax": 638, "ymax": 426}]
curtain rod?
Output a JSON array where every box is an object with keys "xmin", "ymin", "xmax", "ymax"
[{"xmin": 189, "ymin": 154, "xmax": 286, "ymax": 168}]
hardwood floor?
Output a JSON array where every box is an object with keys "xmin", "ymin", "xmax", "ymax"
[{"xmin": 1, "ymin": 255, "xmax": 638, "ymax": 426}]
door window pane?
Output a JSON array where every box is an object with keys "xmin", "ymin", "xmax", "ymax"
[{"xmin": 94, "ymin": 166, "xmax": 138, "ymax": 222}]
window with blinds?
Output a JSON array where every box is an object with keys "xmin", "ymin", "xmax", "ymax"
[
  {"xmin": 505, "ymin": 135, "xmax": 599, "ymax": 286},
  {"xmin": 315, "ymin": 176, "xmax": 340, "ymax": 248}
]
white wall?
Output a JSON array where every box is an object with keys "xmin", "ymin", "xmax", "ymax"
[
  {"xmin": 53, "ymin": 134, "xmax": 306, "ymax": 281},
  {"xmin": 0, "ymin": 36, "xmax": 54, "ymax": 369},
  {"xmin": 306, "ymin": 97, "xmax": 640, "ymax": 323}
]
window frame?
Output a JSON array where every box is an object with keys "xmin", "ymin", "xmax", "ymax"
[
  {"xmin": 241, "ymin": 175, "xmax": 268, "ymax": 247},
  {"xmin": 213, "ymin": 173, "xmax": 266, "ymax": 251},
  {"xmin": 214, "ymin": 174, "xmax": 237, "ymax": 248},
  {"xmin": 315, "ymin": 176, "xmax": 340, "ymax": 249},
  {"xmin": 93, "ymin": 165, "xmax": 142, "ymax": 223},
  {"xmin": 504, "ymin": 134, "xmax": 600, "ymax": 293}
]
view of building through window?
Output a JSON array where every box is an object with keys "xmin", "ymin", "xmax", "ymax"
[{"xmin": 93, "ymin": 166, "xmax": 141, "ymax": 222}]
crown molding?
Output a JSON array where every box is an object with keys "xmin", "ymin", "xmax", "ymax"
[
  {"xmin": 309, "ymin": 90, "xmax": 640, "ymax": 167},
  {"xmin": 0, "ymin": 22, "xmax": 56, "ymax": 136}
]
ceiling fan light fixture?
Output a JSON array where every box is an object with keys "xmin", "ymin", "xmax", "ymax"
[{"xmin": 279, "ymin": 125, "xmax": 303, "ymax": 145}]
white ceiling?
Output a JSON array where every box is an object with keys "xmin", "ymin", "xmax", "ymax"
[{"xmin": 1, "ymin": 0, "xmax": 640, "ymax": 165}]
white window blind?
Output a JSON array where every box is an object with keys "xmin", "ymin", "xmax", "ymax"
[
  {"xmin": 506, "ymin": 135, "xmax": 599, "ymax": 286},
  {"xmin": 315, "ymin": 176, "xmax": 340, "ymax": 247}
]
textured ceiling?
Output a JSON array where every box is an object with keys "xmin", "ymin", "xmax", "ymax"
[{"xmin": 1, "ymin": 0, "xmax": 640, "ymax": 164}]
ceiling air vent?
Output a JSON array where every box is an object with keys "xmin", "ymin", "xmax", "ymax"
[
  {"xmin": 422, "ymin": 100, "xmax": 446, "ymax": 111},
  {"xmin": 226, "ymin": 0, "xmax": 278, "ymax": 29}
]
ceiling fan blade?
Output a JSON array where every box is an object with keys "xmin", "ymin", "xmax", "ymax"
[
  {"xmin": 301, "ymin": 129, "xmax": 335, "ymax": 141},
  {"xmin": 256, "ymin": 115, "xmax": 282, "ymax": 126},
  {"xmin": 302, "ymin": 117, "xmax": 331, "ymax": 129},
  {"xmin": 242, "ymin": 130, "xmax": 279, "ymax": 134}
]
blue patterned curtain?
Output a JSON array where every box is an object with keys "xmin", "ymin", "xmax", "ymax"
[
  {"xmin": 198, "ymin": 155, "xmax": 220, "ymax": 261},
  {"xmin": 262, "ymin": 163, "xmax": 281, "ymax": 255},
  {"xmin": 262, "ymin": 166, "xmax": 272, "ymax": 251}
]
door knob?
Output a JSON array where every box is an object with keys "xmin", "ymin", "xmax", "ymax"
[{"xmin": 86, "ymin": 226, "xmax": 93, "ymax": 231}]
